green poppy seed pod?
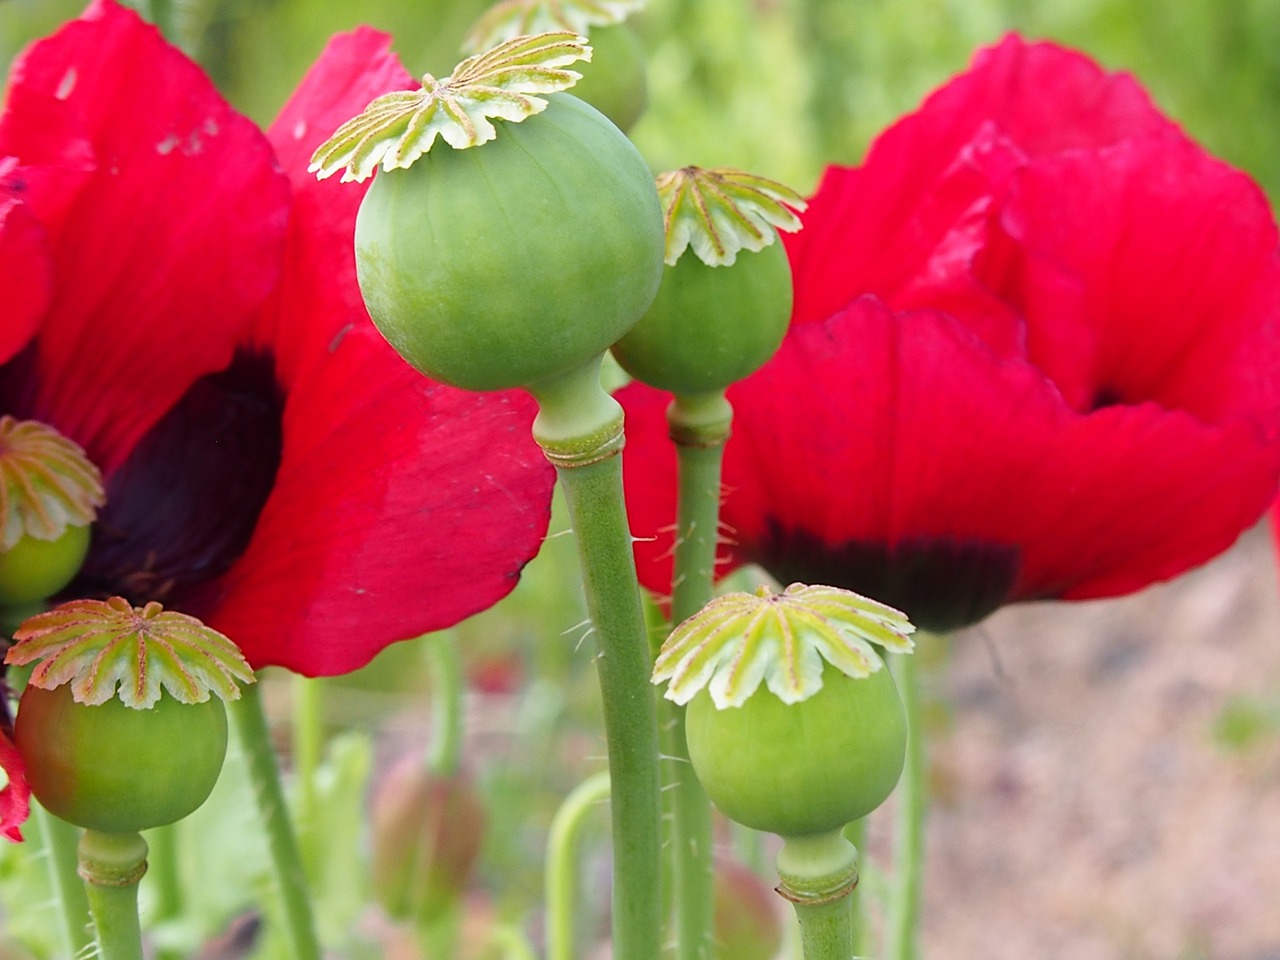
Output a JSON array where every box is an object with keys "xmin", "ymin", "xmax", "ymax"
[
  {"xmin": 370, "ymin": 756, "xmax": 486, "ymax": 924},
  {"xmin": 610, "ymin": 167, "xmax": 804, "ymax": 395},
  {"xmin": 611, "ymin": 240, "xmax": 792, "ymax": 395},
  {"xmin": 686, "ymin": 661, "xmax": 907, "ymax": 837},
  {"xmin": 571, "ymin": 23, "xmax": 648, "ymax": 132},
  {"xmin": 14, "ymin": 685, "xmax": 228, "ymax": 834},
  {"xmin": 713, "ymin": 856, "xmax": 784, "ymax": 960},
  {"xmin": 0, "ymin": 524, "xmax": 91, "ymax": 607},
  {"xmin": 355, "ymin": 93, "xmax": 664, "ymax": 392}
]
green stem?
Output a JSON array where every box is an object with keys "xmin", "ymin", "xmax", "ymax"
[
  {"xmin": 885, "ymin": 652, "xmax": 925, "ymax": 960},
  {"xmin": 545, "ymin": 771, "xmax": 612, "ymax": 960},
  {"xmin": 426, "ymin": 632, "xmax": 464, "ymax": 777},
  {"xmin": 528, "ymin": 356, "xmax": 662, "ymax": 960},
  {"xmin": 78, "ymin": 829, "xmax": 148, "ymax": 960},
  {"xmin": 841, "ymin": 817, "xmax": 869, "ymax": 957},
  {"xmin": 228, "ymin": 683, "xmax": 322, "ymax": 960},
  {"xmin": 665, "ymin": 391, "xmax": 733, "ymax": 960},
  {"xmin": 291, "ymin": 675, "xmax": 323, "ymax": 836},
  {"xmin": 416, "ymin": 904, "xmax": 460, "ymax": 960},
  {"xmin": 775, "ymin": 830, "xmax": 858, "ymax": 960},
  {"xmin": 146, "ymin": 822, "xmax": 184, "ymax": 960},
  {"xmin": 30, "ymin": 802, "xmax": 92, "ymax": 957},
  {"xmin": 488, "ymin": 922, "xmax": 538, "ymax": 960}
]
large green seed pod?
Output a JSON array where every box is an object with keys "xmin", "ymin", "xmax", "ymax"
[
  {"xmin": 355, "ymin": 92, "xmax": 663, "ymax": 392},
  {"xmin": 15, "ymin": 685, "xmax": 228, "ymax": 834},
  {"xmin": 611, "ymin": 167, "xmax": 804, "ymax": 395},
  {"xmin": 686, "ymin": 662, "xmax": 906, "ymax": 837}
]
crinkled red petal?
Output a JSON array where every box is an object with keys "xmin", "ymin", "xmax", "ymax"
[
  {"xmin": 0, "ymin": 193, "xmax": 49, "ymax": 366},
  {"xmin": 0, "ymin": 0, "xmax": 289, "ymax": 472},
  {"xmin": 621, "ymin": 298, "xmax": 1280, "ymax": 626},
  {"xmin": 998, "ymin": 135, "xmax": 1280, "ymax": 424},
  {"xmin": 784, "ymin": 35, "xmax": 1174, "ymax": 354},
  {"xmin": 190, "ymin": 31, "xmax": 553, "ymax": 675},
  {"xmin": 0, "ymin": 731, "xmax": 29, "ymax": 842},
  {"xmin": 255, "ymin": 27, "xmax": 416, "ymax": 383},
  {"xmin": 205, "ymin": 323, "xmax": 553, "ymax": 675}
]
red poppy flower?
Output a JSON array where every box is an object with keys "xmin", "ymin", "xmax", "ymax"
[
  {"xmin": 0, "ymin": 2, "xmax": 555, "ymax": 836},
  {"xmin": 620, "ymin": 35, "xmax": 1280, "ymax": 634}
]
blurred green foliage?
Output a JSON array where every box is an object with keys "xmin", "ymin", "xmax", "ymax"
[{"xmin": 3, "ymin": 0, "xmax": 1280, "ymax": 198}]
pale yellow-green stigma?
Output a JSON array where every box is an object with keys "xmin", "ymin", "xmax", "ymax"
[
  {"xmin": 6, "ymin": 597, "xmax": 254, "ymax": 709},
  {"xmin": 0, "ymin": 416, "xmax": 103, "ymax": 551},
  {"xmin": 653, "ymin": 583, "xmax": 915, "ymax": 709},
  {"xmin": 308, "ymin": 31, "xmax": 591, "ymax": 182},
  {"xmin": 657, "ymin": 166, "xmax": 806, "ymax": 267},
  {"xmin": 462, "ymin": 0, "xmax": 645, "ymax": 53}
]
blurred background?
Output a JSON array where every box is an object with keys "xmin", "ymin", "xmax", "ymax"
[{"xmin": 2, "ymin": 1, "xmax": 1279, "ymax": 958}]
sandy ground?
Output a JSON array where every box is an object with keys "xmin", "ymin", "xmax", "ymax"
[{"xmin": 918, "ymin": 521, "xmax": 1280, "ymax": 960}]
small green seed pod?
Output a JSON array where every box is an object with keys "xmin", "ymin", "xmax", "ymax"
[
  {"xmin": 370, "ymin": 757, "xmax": 486, "ymax": 924},
  {"xmin": 5, "ymin": 597, "xmax": 254, "ymax": 834},
  {"xmin": 570, "ymin": 22, "xmax": 648, "ymax": 132},
  {"xmin": 611, "ymin": 167, "xmax": 804, "ymax": 396},
  {"xmin": 653, "ymin": 583, "xmax": 915, "ymax": 838},
  {"xmin": 0, "ymin": 524, "xmax": 90, "ymax": 607},
  {"xmin": 15, "ymin": 685, "xmax": 228, "ymax": 834},
  {"xmin": 612, "ymin": 241, "xmax": 792, "ymax": 395},
  {"xmin": 461, "ymin": 1, "xmax": 649, "ymax": 132},
  {"xmin": 0, "ymin": 416, "xmax": 104, "ymax": 607},
  {"xmin": 686, "ymin": 662, "xmax": 906, "ymax": 837}
]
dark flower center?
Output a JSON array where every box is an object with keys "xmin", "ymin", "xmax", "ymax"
[
  {"xmin": 756, "ymin": 523, "xmax": 1021, "ymax": 633},
  {"xmin": 74, "ymin": 350, "xmax": 284, "ymax": 610}
]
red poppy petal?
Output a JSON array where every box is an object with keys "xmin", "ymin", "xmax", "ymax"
[
  {"xmin": 785, "ymin": 123, "xmax": 1026, "ymax": 358},
  {"xmin": 784, "ymin": 35, "xmax": 1174, "ymax": 351},
  {"xmin": 0, "ymin": 193, "xmax": 49, "ymax": 365},
  {"xmin": 256, "ymin": 28, "xmax": 415, "ymax": 381},
  {"xmin": 0, "ymin": 0, "xmax": 290, "ymax": 471},
  {"xmin": 625, "ymin": 297, "xmax": 1280, "ymax": 626},
  {"xmin": 1001, "ymin": 136, "xmax": 1280, "ymax": 426},
  {"xmin": 0, "ymin": 732, "xmax": 29, "ymax": 842},
  {"xmin": 205, "ymin": 323, "xmax": 554, "ymax": 676},
  {"xmin": 1025, "ymin": 405, "xmax": 1280, "ymax": 601}
]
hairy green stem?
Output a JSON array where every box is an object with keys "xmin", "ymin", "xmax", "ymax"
[
  {"xmin": 31, "ymin": 802, "xmax": 92, "ymax": 957},
  {"xmin": 775, "ymin": 830, "xmax": 858, "ymax": 960},
  {"xmin": 886, "ymin": 652, "xmax": 925, "ymax": 960},
  {"xmin": 79, "ymin": 829, "xmax": 148, "ymax": 960},
  {"xmin": 228, "ymin": 683, "xmax": 322, "ymax": 960},
  {"xmin": 528, "ymin": 357, "xmax": 662, "ymax": 960},
  {"xmin": 664, "ymin": 391, "xmax": 733, "ymax": 960},
  {"xmin": 545, "ymin": 771, "xmax": 612, "ymax": 960},
  {"xmin": 426, "ymin": 632, "xmax": 464, "ymax": 776}
]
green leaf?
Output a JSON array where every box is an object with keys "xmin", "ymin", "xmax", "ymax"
[
  {"xmin": 309, "ymin": 31, "xmax": 591, "ymax": 182},
  {"xmin": 653, "ymin": 583, "xmax": 914, "ymax": 708},
  {"xmin": 5, "ymin": 597, "xmax": 255, "ymax": 708}
]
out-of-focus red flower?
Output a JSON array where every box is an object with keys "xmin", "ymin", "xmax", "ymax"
[
  {"xmin": 0, "ymin": 2, "xmax": 555, "ymax": 836},
  {"xmin": 620, "ymin": 36, "xmax": 1280, "ymax": 633}
]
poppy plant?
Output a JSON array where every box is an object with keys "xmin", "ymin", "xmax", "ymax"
[
  {"xmin": 0, "ymin": 0, "xmax": 555, "ymax": 839},
  {"xmin": 619, "ymin": 35, "xmax": 1280, "ymax": 634}
]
